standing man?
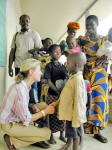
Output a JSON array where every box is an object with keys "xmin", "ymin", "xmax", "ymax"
[
  {"xmin": 9, "ymin": 14, "xmax": 42, "ymax": 76},
  {"xmin": 8, "ymin": 14, "xmax": 42, "ymax": 105}
]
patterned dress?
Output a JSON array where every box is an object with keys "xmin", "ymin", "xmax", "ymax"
[
  {"xmin": 44, "ymin": 60, "xmax": 68, "ymax": 133},
  {"xmin": 38, "ymin": 54, "xmax": 52, "ymax": 102},
  {"xmin": 78, "ymin": 36, "xmax": 109, "ymax": 134}
]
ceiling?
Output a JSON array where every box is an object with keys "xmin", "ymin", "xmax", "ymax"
[{"xmin": 19, "ymin": 0, "xmax": 112, "ymax": 43}]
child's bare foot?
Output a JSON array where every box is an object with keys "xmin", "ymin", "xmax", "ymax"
[
  {"xmin": 59, "ymin": 131, "xmax": 66, "ymax": 143},
  {"xmin": 49, "ymin": 134, "xmax": 56, "ymax": 144},
  {"xmin": 59, "ymin": 136, "xmax": 66, "ymax": 143},
  {"xmin": 57, "ymin": 138, "xmax": 73, "ymax": 150}
]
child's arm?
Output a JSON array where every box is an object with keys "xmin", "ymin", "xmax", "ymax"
[
  {"xmin": 44, "ymin": 63, "xmax": 60, "ymax": 95},
  {"xmin": 86, "ymin": 82, "xmax": 92, "ymax": 118},
  {"xmin": 50, "ymin": 100, "xmax": 59, "ymax": 107},
  {"xmin": 86, "ymin": 93, "xmax": 92, "ymax": 117},
  {"xmin": 48, "ymin": 79, "xmax": 60, "ymax": 95}
]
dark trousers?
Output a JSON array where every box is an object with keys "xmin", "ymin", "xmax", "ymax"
[
  {"xmin": 66, "ymin": 121, "xmax": 84, "ymax": 140},
  {"xmin": 15, "ymin": 67, "xmax": 20, "ymax": 76}
]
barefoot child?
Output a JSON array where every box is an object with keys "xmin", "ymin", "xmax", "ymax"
[
  {"xmin": 44, "ymin": 44, "xmax": 68, "ymax": 144},
  {"xmin": 58, "ymin": 52, "xmax": 87, "ymax": 150}
]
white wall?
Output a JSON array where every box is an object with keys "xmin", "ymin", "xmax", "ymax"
[
  {"xmin": 0, "ymin": 0, "xmax": 22, "ymax": 104},
  {"xmin": 78, "ymin": 0, "xmax": 112, "ymax": 37},
  {"xmin": 19, "ymin": 0, "xmax": 94, "ymax": 43},
  {"xmin": 19, "ymin": 0, "xmax": 112, "ymax": 43}
]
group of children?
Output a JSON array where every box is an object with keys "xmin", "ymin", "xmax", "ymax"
[
  {"xmin": 28, "ymin": 22, "xmax": 112, "ymax": 150},
  {"xmin": 29, "ymin": 36, "xmax": 91, "ymax": 150}
]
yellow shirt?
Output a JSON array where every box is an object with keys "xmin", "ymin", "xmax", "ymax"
[{"xmin": 58, "ymin": 71, "xmax": 86, "ymax": 127}]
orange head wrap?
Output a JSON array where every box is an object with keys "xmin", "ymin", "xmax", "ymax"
[{"xmin": 67, "ymin": 22, "xmax": 80, "ymax": 30}]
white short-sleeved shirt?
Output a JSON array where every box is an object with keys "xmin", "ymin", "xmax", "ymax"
[{"xmin": 11, "ymin": 29, "xmax": 42, "ymax": 68}]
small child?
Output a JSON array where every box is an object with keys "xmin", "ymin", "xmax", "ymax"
[
  {"xmin": 59, "ymin": 36, "xmax": 82, "ymax": 65},
  {"xmin": 66, "ymin": 36, "xmax": 82, "ymax": 54},
  {"xmin": 44, "ymin": 44, "xmax": 68, "ymax": 144},
  {"xmin": 58, "ymin": 52, "xmax": 87, "ymax": 150}
]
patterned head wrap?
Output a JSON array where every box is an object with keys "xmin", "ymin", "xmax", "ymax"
[{"xmin": 67, "ymin": 22, "xmax": 80, "ymax": 29}]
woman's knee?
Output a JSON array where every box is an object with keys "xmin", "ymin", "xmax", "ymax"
[
  {"xmin": 42, "ymin": 128, "xmax": 51, "ymax": 140},
  {"xmin": 1, "ymin": 123, "xmax": 13, "ymax": 135}
]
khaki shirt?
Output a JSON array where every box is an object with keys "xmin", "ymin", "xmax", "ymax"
[
  {"xmin": 58, "ymin": 71, "xmax": 86, "ymax": 127},
  {"xmin": 11, "ymin": 29, "xmax": 42, "ymax": 68}
]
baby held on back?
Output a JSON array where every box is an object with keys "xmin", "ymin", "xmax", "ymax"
[
  {"xmin": 58, "ymin": 36, "xmax": 82, "ymax": 65},
  {"xmin": 66, "ymin": 36, "xmax": 82, "ymax": 54}
]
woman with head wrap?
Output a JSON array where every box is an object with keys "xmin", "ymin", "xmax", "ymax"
[
  {"xmin": 60, "ymin": 21, "xmax": 80, "ymax": 53},
  {"xmin": 77, "ymin": 15, "xmax": 109, "ymax": 143},
  {"xmin": 0, "ymin": 58, "xmax": 55, "ymax": 150}
]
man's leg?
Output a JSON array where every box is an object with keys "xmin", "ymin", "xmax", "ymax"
[{"xmin": 15, "ymin": 68, "xmax": 20, "ymax": 76}]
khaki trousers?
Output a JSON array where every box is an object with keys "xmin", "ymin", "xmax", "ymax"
[{"xmin": 0, "ymin": 102, "xmax": 51, "ymax": 148}]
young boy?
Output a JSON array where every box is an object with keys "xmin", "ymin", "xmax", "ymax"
[{"xmin": 58, "ymin": 52, "xmax": 87, "ymax": 150}]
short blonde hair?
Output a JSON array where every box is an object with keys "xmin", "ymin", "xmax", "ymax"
[{"xmin": 15, "ymin": 58, "xmax": 40, "ymax": 83}]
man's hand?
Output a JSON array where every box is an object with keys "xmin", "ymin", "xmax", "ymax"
[{"xmin": 9, "ymin": 67, "xmax": 13, "ymax": 77}]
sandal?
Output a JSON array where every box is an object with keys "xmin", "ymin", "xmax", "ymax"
[
  {"xmin": 94, "ymin": 133, "xmax": 108, "ymax": 143},
  {"xmin": 4, "ymin": 134, "xmax": 16, "ymax": 150}
]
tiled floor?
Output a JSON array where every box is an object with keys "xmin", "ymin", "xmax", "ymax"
[{"xmin": 0, "ymin": 125, "xmax": 112, "ymax": 150}]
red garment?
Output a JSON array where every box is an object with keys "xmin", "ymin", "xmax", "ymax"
[{"xmin": 87, "ymin": 82, "xmax": 92, "ymax": 93}]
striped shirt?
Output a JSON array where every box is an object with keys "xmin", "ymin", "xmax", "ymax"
[{"xmin": 0, "ymin": 81, "xmax": 32, "ymax": 126}]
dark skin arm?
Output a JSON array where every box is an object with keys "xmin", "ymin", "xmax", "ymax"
[
  {"xmin": 9, "ymin": 48, "xmax": 15, "ymax": 77},
  {"xmin": 28, "ymin": 48, "xmax": 40, "ymax": 55},
  {"xmin": 28, "ymin": 48, "xmax": 43, "ymax": 59},
  {"xmin": 48, "ymin": 79, "xmax": 60, "ymax": 95},
  {"xmin": 86, "ymin": 92, "xmax": 92, "ymax": 118},
  {"xmin": 50, "ymin": 100, "xmax": 59, "ymax": 107},
  {"xmin": 8, "ymin": 48, "xmax": 40, "ymax": 77}
]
